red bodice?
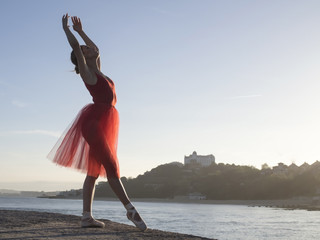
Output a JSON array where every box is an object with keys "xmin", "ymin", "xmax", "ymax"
[{"xmin": 85, "ymin": 73, "xmax": 117, "ymax": 106}]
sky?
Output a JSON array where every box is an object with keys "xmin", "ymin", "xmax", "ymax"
[{"xmin": 1, "ymin": 0, "xmax": 320, "ymax": 191}]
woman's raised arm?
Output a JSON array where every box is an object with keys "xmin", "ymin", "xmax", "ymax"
[
  {"xmin": 71, "ymin": 16, "xmax": 101, "ymax": 70},
  {"xmin": 62, "ymin": 14, "xmax": 81, "ymax": 49},
  {"xmin": 62, "ymin": 14, "xmax": 92, "ymax": 80},
  {"xmin": 71, "ymin": 16, "xmax": 99, "ymax": 50}
]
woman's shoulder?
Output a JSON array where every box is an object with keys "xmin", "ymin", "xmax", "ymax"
[
  {"xmin": 96, "ymin": 72, "xmax": 114, "ymax": 85},
  {"xmin": 82, "ymin": 71, "xmax": 97, "ymax": 86}
]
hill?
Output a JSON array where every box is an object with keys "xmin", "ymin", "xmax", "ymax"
[{"xmin": 89, "ymin": 161, "xmax": 320, "ymax": 200}]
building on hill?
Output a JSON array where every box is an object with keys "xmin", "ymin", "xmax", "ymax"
[
  {"xmin": 288, "ymin": 163, "xmax": 299, "ymax": 170},
  {"xmin": 312, "ymin": 161, "xmax": 320, "ymax": 167},
  {"xmin": 184, "ymin": 151, "xmax": 215, "ymax": 167},
  {"xmin": 272, "ymin": 162, "xmax": 288, "ymax": 175},
  {"xmin": 300, "ymin": 162, "xmax": 310, "ymax": 171},
  {"xmin": 188, "ymin": 192, "xmax": 206, "ymax": 200},
  {"xmin": 287, "ymin": 163, "xmax": 300, "ymax": 175},
  {"xmin": 311, "ymin": 161, "xmax": 320, "ymax": 171}
]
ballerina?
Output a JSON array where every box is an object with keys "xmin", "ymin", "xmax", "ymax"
[{"xmin": 48, "ymin": 13, "xmax": 147, "ymax": 231}]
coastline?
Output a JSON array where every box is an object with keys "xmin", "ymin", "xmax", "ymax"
[
  {"xmin": 0, "ymin": 209, "xmax": 214, "ymax": 240},
  {"xmin": 36, "ymin": 195, "xmax": 320, "ymax": 211},
  {"xmin": 96, "ymin": 197, "xmax": 320, "ymax": 211},
  {"xmin": 94, "ymin": 197, "xmax": 320, "ymax": 211}
]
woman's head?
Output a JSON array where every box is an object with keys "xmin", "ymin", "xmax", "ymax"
[
  {"xmin": 70, "ymin": 45, "xmax": 99, "ymax": 74},
  {"xmin": 80, "ymin": 45, "xmax": 99, "ymax": 59},
  {"xmin": 70, "ymin": 50, "xmax": 79, "ymax": 74}
]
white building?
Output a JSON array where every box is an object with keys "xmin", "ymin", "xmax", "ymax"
[
  {"xmin": 188, "ymin": 192, "xmax": 207, "ymax": 200},
  {"xmin": 184, "ymin": 151, "xmax": 215, "ymax": 167}
]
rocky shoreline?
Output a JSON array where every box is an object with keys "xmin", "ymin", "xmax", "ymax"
[{"xmin": 0, "ymin": 210, "xmax": 215, "ymax": 240}]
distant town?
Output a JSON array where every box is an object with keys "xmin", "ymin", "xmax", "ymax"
[{"xmin": 2, "ymin": 151, "xmax": 320, "ymax": 204}]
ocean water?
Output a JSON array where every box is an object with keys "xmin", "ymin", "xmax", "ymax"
[{"xmin": 0, "ymin": 197, "xmax": 319, "ymax": 240}]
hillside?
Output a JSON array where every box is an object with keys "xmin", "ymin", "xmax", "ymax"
[{"xmin": 89, "ymin": 161, "xmax": 320, "ymax": 200}]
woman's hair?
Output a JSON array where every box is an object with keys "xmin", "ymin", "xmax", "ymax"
[{"xmin": 70, "ymin": 50, "xmax": 80, "ymax": 74}]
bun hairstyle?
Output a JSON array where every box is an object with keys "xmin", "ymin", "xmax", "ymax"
[{"xmin": 70, "ymin": 50, "xmax": 80, "ymax": 74}]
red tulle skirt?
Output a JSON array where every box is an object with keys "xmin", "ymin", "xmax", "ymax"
[{"xmin": 48, "ymin": 103, "xmax": 120, "ymax": 178}]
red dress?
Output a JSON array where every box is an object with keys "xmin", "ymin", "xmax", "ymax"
[{"xmin": 48, "ymin": 73, "xmax": 120, "ymax": 178}]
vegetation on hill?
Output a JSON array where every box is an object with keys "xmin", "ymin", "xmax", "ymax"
[{"xmin": 93, "ymin": 161, "xmax": 320, "ymax": 200}]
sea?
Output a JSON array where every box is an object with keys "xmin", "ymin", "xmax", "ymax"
[{"xmin": 0, "ymin": 197, "xmax": 319, "ymax": 240}]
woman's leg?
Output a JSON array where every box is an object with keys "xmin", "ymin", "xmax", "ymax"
[
  {"xmin": 82, "ymin": 119, "xmax": 146, "ymax": 229},
  {"xmin": 107, "ymin": 175, "xmax": 146, "ymax": 230},
  {"xmin": 83, "ymin": 175, "xmax": 97, "ymax": 213},
  {"xmin": 107, "ymin": 177, "xmax": 130, "ymax": 206},
  {"xmin": 81, "ymin": 174, "xmax": 105, "ymax": 228}
]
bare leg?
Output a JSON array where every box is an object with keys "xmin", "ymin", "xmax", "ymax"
[
  {"xmin": 83, "ymin": 175, "xmax": 97, "ymax": 213},
  {"xmin": 81, "ymin": 175, "xmax": 105, "ymax": 228},
  {"xmin": 107, "ymin": 177, "xmax": 130, "ymax": 206},
  {"xmin": 107, "ymin": 176, "xmax": 145, "ymax": 227}
]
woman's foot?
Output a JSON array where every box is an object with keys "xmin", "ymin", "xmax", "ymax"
[
  {"xmin": 81, "ymin": 216, "xmax": 105, "ymax": 228},
  {"xmin": 81, "ymin": 212, "xmax": 105, "ymax": 228},
  {"xmin": 125, "ymin": 204, "xmax": 147, "ymax": 231}
]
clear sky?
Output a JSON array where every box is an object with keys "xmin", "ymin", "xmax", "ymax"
[{"xmin": 1, "ymin": 0, "xmax": 320, "ymax": 191}]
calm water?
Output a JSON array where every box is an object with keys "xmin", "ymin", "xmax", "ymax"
[{"xmin": 0, "ymin": 197, "xmax": 319, "ymax": 240}]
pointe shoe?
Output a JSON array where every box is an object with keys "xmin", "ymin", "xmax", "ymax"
[
  {"xmin": 126, "ymin": 207, "xmax": 147, "ymax": 231},
  {"xmin": 81, "ymin": 217, "xmax": 105, "ymax": 228}
]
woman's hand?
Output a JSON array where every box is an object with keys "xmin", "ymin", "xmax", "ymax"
[
  {"xmin": 62, "ymin": 13, "xmax": 69, "ymax": 31},
  {"xmin": 62, "ymin": 13, "xmax": 80, "ymax": 49},
  {"xmin": 72, "ymin": 16, "xmax": 83, "ymax": 33}
]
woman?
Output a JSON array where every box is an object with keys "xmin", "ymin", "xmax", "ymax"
[{"xmin": 48, "ymin": 14, "xmax": 147, "ymax": 231}]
